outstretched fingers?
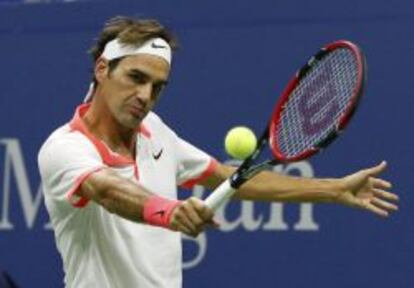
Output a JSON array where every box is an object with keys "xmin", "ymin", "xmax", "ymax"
[
  {"xmin": 364, "ymin": 201, "xmax": 390, "ymax": 217},
  {"xmin": 360, "ymin": 189, "xmax": 399, "ymax": 218},
  {"xmin": 371, "ymin": 177, "xmax": 392, "ymax": 190},
  {"xmin": 373, "ymin": 187, "xmax": 399, "ymax": 202},
  {"xmin": 371, "ymin": 197, "xmax": 398, "ymax": 213}
]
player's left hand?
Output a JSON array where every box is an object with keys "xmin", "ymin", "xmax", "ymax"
[{"xmin": 335, "ymin": 161, "xmax": 399, "ymax": 217}]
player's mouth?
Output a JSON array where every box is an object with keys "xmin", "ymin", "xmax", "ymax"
[{"xmin": 128, "ymin": 104, "xmax": 146, "ymax": 119}]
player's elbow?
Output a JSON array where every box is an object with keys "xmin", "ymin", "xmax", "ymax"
[{"xmin": 81, "ymin": 170, "xmax": 123, "ymax": 214}]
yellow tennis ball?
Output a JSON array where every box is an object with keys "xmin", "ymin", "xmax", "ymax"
[{"xmin": 224, "ymin": 126, "xmax": 257, "ymax": 160}]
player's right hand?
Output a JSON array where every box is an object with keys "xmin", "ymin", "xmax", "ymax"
[{"xmin": 168, "ymin": 197, "xmax": 218, "ymax": 237}]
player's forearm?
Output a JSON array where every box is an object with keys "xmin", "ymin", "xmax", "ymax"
[
  {"xmin": 235, "ymin": 170, "xmax": 340, "ymax": 203},
  {"xmin": 203, "ymin": 163, "xmax": 341, "ymax": 203},
  {"xmin": 80, "ymin": 169, "xmax": 151, "ymax": 222}
]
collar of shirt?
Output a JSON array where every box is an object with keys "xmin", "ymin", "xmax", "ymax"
[{"xmin": 68, "ymin": 103, "xmax": 151, "ymax": 167}]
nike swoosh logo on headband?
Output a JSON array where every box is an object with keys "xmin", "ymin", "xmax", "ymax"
[{"xmin": 151, "ymin": 42, "xmax": 167, "ymax": 49}]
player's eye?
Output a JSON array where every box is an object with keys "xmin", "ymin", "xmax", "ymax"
[
  {"xmin": 128, "ymin": 72, "xmax": 148, "ymax": 84},
  {"xmin": 152, "ymin": 82, "xmax": 166, "ymax": 100},
  {"xmin": 153, "ymin": 83, "xmax": 165, "ymax": 95}
]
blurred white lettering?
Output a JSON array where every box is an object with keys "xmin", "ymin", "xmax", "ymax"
[{"xmin": 0, "ymin": 139, "xmax": 45, "ymax": 229}]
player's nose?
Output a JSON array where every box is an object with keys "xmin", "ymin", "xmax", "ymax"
[{"xmin": 135, "ymin": 82, "xmax": 153, "ymax": 103}]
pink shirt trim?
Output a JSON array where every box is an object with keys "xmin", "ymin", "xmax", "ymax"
[
  {"xmin": 180, "ymin": 158, "xmax": 219, "ymax": 189},
  {"xmin": 68, "ymin": 103, "xmax": 150, "ymax": 166},
  {"xmin": 66, "ymin": 167, "xmax": 105, "ymax": 208}
]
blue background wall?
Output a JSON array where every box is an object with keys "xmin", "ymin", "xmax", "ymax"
[{"xmin": 0, "ymin": 0, "xmax": 413, "ymax": 287}]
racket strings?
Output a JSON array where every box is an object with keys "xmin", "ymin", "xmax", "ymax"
[{"xmin": 276, "ymin": 48, "xmax": 359, "ymax": 158}]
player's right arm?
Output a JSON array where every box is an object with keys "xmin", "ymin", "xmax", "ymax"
[
  {"xmin": 79, "ymin": 168, "xmax": 215, "ymax": 237},
  {"xmin": 79, "ymin": 168, "xmax": 150, "ymax": 222},
  {"xmin": 38, "ymin": 134, "xmax": 213, "ymax": 238}
]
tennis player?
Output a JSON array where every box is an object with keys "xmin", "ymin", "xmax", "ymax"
[{"xmin": 38, "ymin": 16, "xmax": 398, "ymax": 288}]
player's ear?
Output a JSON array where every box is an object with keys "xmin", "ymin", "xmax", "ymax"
[{"xmin": 95, "ymin": 57, "xmax": 109, "ymax": 84}]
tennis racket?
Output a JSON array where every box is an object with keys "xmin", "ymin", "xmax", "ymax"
[{"xmin": 204, "ymin": 40, "xmax": 366, "ymax": 211}]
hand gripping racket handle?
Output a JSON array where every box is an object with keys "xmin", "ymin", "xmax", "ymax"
[{"xmin": 204, "ymin": 179, "xmax": 236, "ymax": 211}]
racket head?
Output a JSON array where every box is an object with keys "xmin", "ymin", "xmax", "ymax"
[{"xmin": 270, "ymin": 40, "xmax": 366, "ymax": 162}]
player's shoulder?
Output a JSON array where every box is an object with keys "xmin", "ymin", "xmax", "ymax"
[
  {"xmin": 142, "ymin": 111, "xmax": 175, "ymax": 136},
  {"xmin": 38, "ymin": 123, "xmax": 96, "ymax": 159},
  {"xmin": 142, "ymin": 111, "xmax": 165, "ymax": 127}
]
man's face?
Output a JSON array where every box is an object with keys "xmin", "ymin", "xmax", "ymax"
[{"xmin": 96, "ymin": 54, "xmax": 170, "ymax": 129}]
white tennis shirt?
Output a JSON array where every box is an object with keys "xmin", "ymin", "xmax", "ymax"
[{"xmin": 38, "ymin": 104, "xmax": 217, "ymax": 288}]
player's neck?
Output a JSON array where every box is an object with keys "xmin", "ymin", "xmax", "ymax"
[{"xmin": 83, "ymin": 101, "xmax": 137, "ymax": 157}]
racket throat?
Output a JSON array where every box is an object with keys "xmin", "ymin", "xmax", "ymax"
[{"xmin": 231, "ymin": 160, "xmax": 275, "ymax": 189}]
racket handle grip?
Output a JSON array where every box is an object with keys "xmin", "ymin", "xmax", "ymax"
[{"xmin": 204, "ymin": 179, "xmax": 236, "ymax": 211}]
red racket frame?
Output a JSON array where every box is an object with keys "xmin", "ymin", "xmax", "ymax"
[{"xmin": 269, "ymin": 40, "xmax": 366, "ymax": 162}]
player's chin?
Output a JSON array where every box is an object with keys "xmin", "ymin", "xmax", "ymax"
[
  {"xmin": 131, "ymin": 110, "xmax": 150, "ymax": 125},
  {"xmin": 117, "ymin": 113, "xmax": 144, "ymax": 129},
  {"xmin": 131, "ymin": 105, "xmax": 150, "ymax": 119}
]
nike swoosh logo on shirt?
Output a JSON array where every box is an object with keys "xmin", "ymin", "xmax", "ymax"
[
  {"xmin": 153, "ymin": 210, "xmax": 165, "ymax": 217},
  {"xmin": 152, "ymin": 149, "xmax": 163, "ymax": 160}
]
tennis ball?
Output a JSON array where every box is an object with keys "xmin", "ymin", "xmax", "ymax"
[{"xmin": 224, "ymin": 126, "xmax": 257, "ymax": 160}]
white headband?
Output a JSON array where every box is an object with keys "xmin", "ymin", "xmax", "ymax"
[
  {"xmin": 84, "ymin": 37, "xmax": 172, "ymax": 103},
  {"xmin": 101, "ymin": 37, "xmax": 172, "ymax": 65}
]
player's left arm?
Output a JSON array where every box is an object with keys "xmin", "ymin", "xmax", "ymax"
[{"xmin": 199, "ymin": 161, "xmax": 398, "ymax": 217}]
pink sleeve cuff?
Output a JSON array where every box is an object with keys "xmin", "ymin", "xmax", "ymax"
[
  {"xmin": 180, "ymin": 158, "xmax": 219, "ymax": 189},
  {"xmin": 66, "ymin": 167, "xmax": 105, "ymax": 208}
]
